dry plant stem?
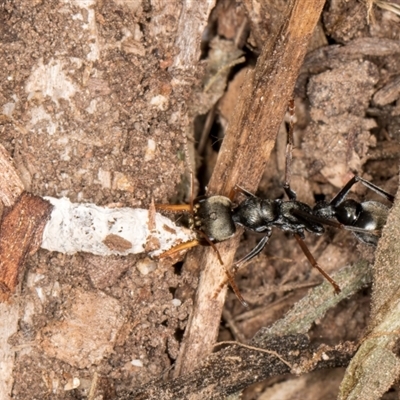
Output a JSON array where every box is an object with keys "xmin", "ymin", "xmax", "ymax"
[
  {"xmin": 208, "ymin": 0, "xmax": 326, "ymax": 195},
  {"xmin": 259, "ymin": 260, "xmax": 372, "ymax": 337},
  {"xmin": 172, "ymin": 240, "xmax": 237, "ymax": 378},
  {"xmin": 339, "ymin": 185, "xmax": 400, "ymax": 400},
  {"xmin": 175, "ymin": 0, "xmax": 326, "ymax": 376},
  {"xmin": 119, "ymin": 335, "xmax": 356, "ymax": 400}
]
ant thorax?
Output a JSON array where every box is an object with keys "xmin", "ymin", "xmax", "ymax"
[{"xmin": 232, "ymin": 197, "xmax": 281, "ymax": 233}]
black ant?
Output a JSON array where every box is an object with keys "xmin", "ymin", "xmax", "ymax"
[{"xmin": 157, "ymin": 101, "xmax": 395, "ymax": 306}]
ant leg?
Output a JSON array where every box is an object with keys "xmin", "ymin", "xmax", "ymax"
[
  {"xmin": 219, "ymin": 266, "xmax": 249, "ymax": 307},
  {"xmin": 233, "ymin": 230, "xmax": 272, "ymax": 272},
  {"xmin": 329, "ymin": 176, "xmax": 360, "ymax": 207},
  {"xmin": 330, "ymin": 176, "xmax": 395, "ymax": 208},
  {"xmin": 160, "ymin": 223, "xmax": 248, "ymax": 304},
  {"xmin": 200, "ymin": 226, "xmax": 248, "ymax": 306},
  {"xmin": 230, "ymin": 99, "xmax": 299, "ymax": 204},
  {"xmin": 196, "ymin": 230, "xmax": 224, "ymax": 265},
  {"xmin": 294, "ymin": 234, "xmax": 341, "ymax": 294},
  {"xmin": 213, "ymin": 231, "xmax": 272, "ymax": 307},
  {"xmin": 197, "ymin": 227, "xmax": 248, "ymax": 305},
  {"xmin": 283, "ymin": 98, "xmax": 297, "ymax": 200},
  {"xmin": 354, "ymin": 176, "xmax": 395, "ymax": 203}
]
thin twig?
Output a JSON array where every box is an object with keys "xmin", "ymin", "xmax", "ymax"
[{"xmin": 214, "ymin": 340, "xmax": 294, "ymax": 370}]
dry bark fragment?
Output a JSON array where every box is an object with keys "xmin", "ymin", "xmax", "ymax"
[
  {"xmin": 0, "ymin": 193, "xmax": 53, "ymax": 301},
  {"xmin": 373, "ymin": 75, "xmax": 400, "ymax": 106}
]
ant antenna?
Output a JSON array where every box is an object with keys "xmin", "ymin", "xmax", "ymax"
[
  {"xmin": 283, "ymin": 98, "xmax": 296, "ymax": 200},
  {"xmin": 182, "ymin": 132, "xmax": 195, "ymax": 212}
]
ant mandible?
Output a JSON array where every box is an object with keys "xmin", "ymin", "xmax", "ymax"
[{"xmin": 157, "ymin": 100, "xmax": 395, "ymax": 306}]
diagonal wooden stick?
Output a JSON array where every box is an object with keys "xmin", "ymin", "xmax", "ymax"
[{"xmin": 174, "ymin": 0, "xmax": 328, "ymax": 377}]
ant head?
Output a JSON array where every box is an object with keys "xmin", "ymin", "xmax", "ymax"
[{"xmin": 193, "ymin": 196, "xmax": 236, "ymax": 242}]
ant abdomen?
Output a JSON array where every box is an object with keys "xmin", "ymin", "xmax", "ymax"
[{"xmin": 335, "ymin": 200, "xmax": 390, "ymax": 246}]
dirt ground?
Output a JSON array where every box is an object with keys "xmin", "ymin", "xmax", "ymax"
[{"xmin": 1, "ymin": 0, "xmax": 400, "ymax": 399}]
